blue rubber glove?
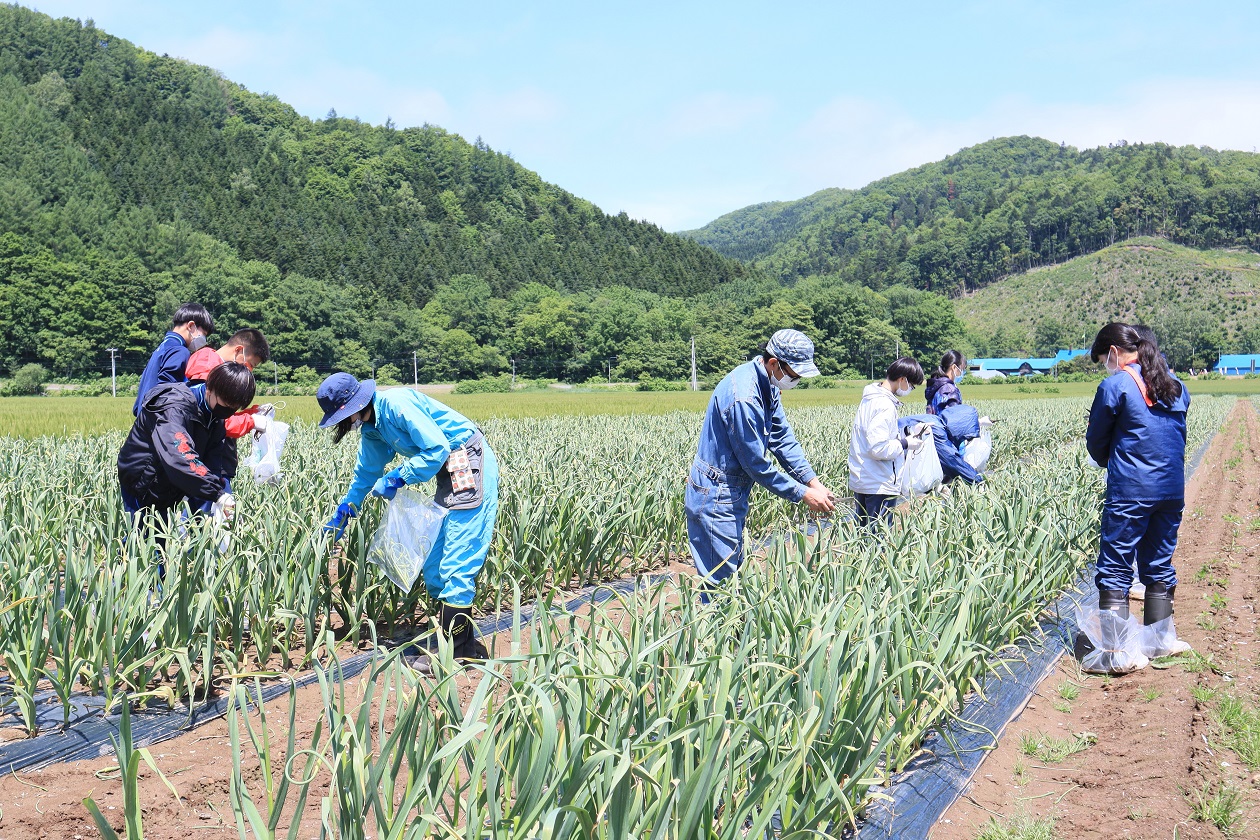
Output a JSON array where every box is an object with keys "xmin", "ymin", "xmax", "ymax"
[
  {"xmin": 371, "ymin": 472, "xmax": 407, "ymax": 500},
  {"xmin": 323, "ymin": 502, "xmax": 357, "ymax": 540}
]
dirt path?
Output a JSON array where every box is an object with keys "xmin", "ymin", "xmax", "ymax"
[{"xmin": 934, "ymin": 400, "xmax": 1260, "ymax": 839}]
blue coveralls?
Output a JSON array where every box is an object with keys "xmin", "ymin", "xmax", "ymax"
[
  {"xmin": 134, "ymin": 332, "xmax": 191, "ymax": 416},
  {"xmin": 898, "ymin": 414, "xmax": 984, "ymax": 485},
  {"xmin": 1085, "ymin": 365, "xmax": 1189, "ymax": 592},
  {"xmin": 342, "ymin": 389, "xmax": 499, "ymax": 608},
  {"xmin": 686, "ymin": 359, "xmax": 817, "ymax": 587}
]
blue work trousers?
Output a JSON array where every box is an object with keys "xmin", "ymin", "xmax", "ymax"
[
  {"xmin": 423, "ymin": 445, "xmax": 500, "ymax": 608},
  {"xmin": 1094, "ymin": 498, "xmax": 1182, "ymax": 592},
  {"xmin": 686, "ymin": 460, "xmax": 752, "ymax": 590},
  {"xmin": 854, "ymin": 493, "xmax": 897, "ymax": 530}
]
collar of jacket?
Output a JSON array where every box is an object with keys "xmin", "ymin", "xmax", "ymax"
[
  {"xmin": 753, "ymin": 356, "xmax": 773, "ymax": 395},
  {"xmin": 189, "ymin": 383, "xmax": 213, "ymax": 425}
]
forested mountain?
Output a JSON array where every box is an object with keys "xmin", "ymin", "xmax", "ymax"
[
  {"xmin": 0, "ymin": 5, "xmax": 783, "ymax": 383},
  {"xmin": 678, "ymin": 188, "xmax": 850, "ymax": 263},
  {"xmin": 958, "ymin": 237, "xmax": 1260, "ymax": 368},
  {"xmin": 682, "ymin": 136, "xmax": 1260, "ymax": 296}
]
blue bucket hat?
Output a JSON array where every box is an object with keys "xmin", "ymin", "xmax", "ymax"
[
  {"xmin": 317, "ymin": 373, "xmax": 376, "ymax": 428},
  {"xmin": 766, "ymin": 329, "xmax": 820, "ymax": 378}
]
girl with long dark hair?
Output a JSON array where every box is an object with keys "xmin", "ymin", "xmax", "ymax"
[
  {"xmin": 924, "ymin": 350, "xmax": 967, "ymax": 415},
  {"xmin": 1080, "ymin": 323, "xmax": 1191, "ymax": 672}
]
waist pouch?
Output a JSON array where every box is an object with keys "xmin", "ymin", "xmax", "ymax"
[
  {"xmin": 691, "ymin": 458, "xmax": 753, "ymax": 487},
  {"xmin": 435, "ymin": 431, "xmax": 485, "ymax": 510}
]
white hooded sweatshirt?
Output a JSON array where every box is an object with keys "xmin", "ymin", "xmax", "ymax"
[{"xmin": 848, "ymin": 382, "xmax": 905, "ymax": 495}]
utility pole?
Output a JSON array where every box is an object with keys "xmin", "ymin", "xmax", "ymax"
[
  {"xmin": 607, "ymin": 358, "xmax": 612, "ymax": 383},
  {"xmin": 690, "ymin": 336, "xmax": 698, "ymax": 392},
  {"xmin": 273, "ymin": 360, "xmax": 278, "ymax": 392},
  {"xmin": 511, "ymin": 358, "xmax": 516, "ymax": 387},
  {"xmin": 413, "ymin": 350, "xmax": 418, "ymax": 386},
  {"xmin": 107, "ymin": 348, "xmax": 119, "ymax": 397}
]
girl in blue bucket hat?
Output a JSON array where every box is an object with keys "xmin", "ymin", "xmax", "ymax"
[{"xmin": 318, "ymin": 372, "xmax": 499, "ymax": 674}]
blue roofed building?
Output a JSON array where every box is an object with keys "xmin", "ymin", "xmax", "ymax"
[
  {"xmin": 1215, "ymin": 354, "xmax": 1260, "ymax": 375},
  {"xmin": 969, "ymin": 349, "xmax": 1089, "ymax": 377}
]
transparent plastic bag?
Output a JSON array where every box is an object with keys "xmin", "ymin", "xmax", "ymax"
[
  {"xmin": 366, "ymin": 488, "xmax": 448, "ymax": 592},
  {"xmin": 1140, "ymin": 617, "xmax": 1192, "ymax": 658},
  {"xmin": 248, "ymin": 419, "xmax": 290, "ymax": 484},
  {"xmin": 1074, "ymin": 603, "xmax": 1149, "ymax": 674},
  {"xmin": 962, "ymin": 417, "xmax": 993, "ymax": 472},
  {"xmin": 900, "ymin": 423, "xmax": 943, "ymax": 497}
]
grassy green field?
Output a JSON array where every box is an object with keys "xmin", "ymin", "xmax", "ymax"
[
  {"xmin": 4, "ymin": 377, "xmax": 1259, "ymax": 437},
  {"xmin": 958, "ymin": 236, "xmax": 1260, "ymax": 342}
]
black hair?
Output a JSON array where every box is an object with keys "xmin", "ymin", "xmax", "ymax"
[
  {"xmin": 931, "ymin": 350, "xmax": 967, "ymax": 380},
  {"xmin": 332, "ymin": 417, "xmax": 354, "ymax": 445},
  {"xmin": 331, "ymin": 401, "xmax": 374, "ymax": 444},
  {"xmin": 886, "ymin": 356, "xmax": 925, "ymax": 386},
  {"xmin": 172, "ymin": 302, "xmax": 214, "ymax": 334},
  {"xmin": 206, "ymin": 361, "xmax": 255, "ymax": 410},
  {"xmin": 227, "ymin": 328, "xmax": 270, "ymax": 363},
  {"xmin": 1090, "ymin": 322, "xmax": 1181, "ymax": 404}
]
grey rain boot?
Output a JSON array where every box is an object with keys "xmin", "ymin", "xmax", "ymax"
[
  {"xmin": 409, "ymin": 605, "xmax": 489, "ymax": 676},
  {"xmin": 1074, "ymin": 588, "xmax": 1130, "ymax": 671}
]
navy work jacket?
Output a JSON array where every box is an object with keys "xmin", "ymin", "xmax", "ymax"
[
  {"xmin": 692, "ymin": 359, "xmax": 817, "ymax": 502},
  {"xmin": 134, "ymin": 331, "xmax": 191, "ymax": 415},
  {"xmin": 1086, "ymin": 364, "xmax": 1189, "ymax": 502}
]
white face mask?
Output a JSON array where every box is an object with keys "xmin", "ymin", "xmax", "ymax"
[
  {"xmin": 350, "ymin": 416, "xmax": 364, "ymax": 431},
  {"xmin": 772, "ymin": 372, "xmax": 798, "ymax": 390},
  {"xmin": 1105, "ymin": 348, "xmax": 1120, "ymax": 374},
  {"xmin": 768, "ymin": 360, "xmax": 799, "ymax": 390},
  {"xmin": 894, "ymin": 381, "xmax": 912, "ymax": 397}
]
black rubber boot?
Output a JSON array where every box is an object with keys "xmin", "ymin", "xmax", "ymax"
[
  {"xmin": 409, "ymin": 605, "xmax": 488, "ymax": 676},
  {"xmin": 1143, "ymin": 583, "xmax": 1175, "ymax": 625},
  {"xmin": 1074, "ymin": 588, "xmax": 1130, "ymax": 663}
]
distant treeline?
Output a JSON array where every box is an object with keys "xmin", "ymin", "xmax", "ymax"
[{"xmin": 0, "ymin": 230, "xmax": 963, "ymax": 384}]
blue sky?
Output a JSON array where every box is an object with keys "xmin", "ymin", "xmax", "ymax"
[{"xmin": 23, "ymin": 1, "xmax": 1260, "ymax": 230}]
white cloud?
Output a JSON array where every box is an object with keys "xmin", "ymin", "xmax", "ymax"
[{"xmin": 659, "ymin": 92, "xmax": 774, "ymax": 139}]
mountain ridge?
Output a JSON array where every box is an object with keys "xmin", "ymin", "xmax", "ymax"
[{"xmin": 680, "ymin": 136, "xmax": 1260, "ymax": 297}]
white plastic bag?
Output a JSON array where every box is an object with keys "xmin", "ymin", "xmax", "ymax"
[
  {"xmin": 1074, "ymin": 603, "xmax": 1149, "ymax": 674},
  {"xmin": 962, "ymin": 416, "xmax": 993, "ymax": 472},
  {"xmin": 900, "ymin": 423, "xmax": 943, "ymax": 497},
  {"xmin": 248, "ymin": 419, "xmax": 290, "ymax": 484},
  {"xmin": 208, "ymin": 494, "xmax": 233, "ymax": 553},
  {"xmin": 366, "ymin": 488, "xmax": 448, "ymax": 592}
]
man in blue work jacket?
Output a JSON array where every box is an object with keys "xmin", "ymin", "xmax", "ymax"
[
  {"xmin": 133, "ymin": 303, "xmax": 215, "ymax": 415},
  {"xmin": 319, "ymin": 373, "xmax": 499, "ymax": 675},
  {"xmin": 686, "ymin": 329, "xmax": 836, "ymax": 597}
]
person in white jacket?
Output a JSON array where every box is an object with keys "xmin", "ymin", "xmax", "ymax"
[{"xmin": 849, "ymin": 357, "xmax": 925, "ymax": 528}]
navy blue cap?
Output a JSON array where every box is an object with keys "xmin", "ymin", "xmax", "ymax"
[
  {"xmin": 317, "ymin": 373, "xmax": 376, "ymax": 428},
  {"xmin": 766, "ymin": 329, "xmax": 820, "ymax": 378}
]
